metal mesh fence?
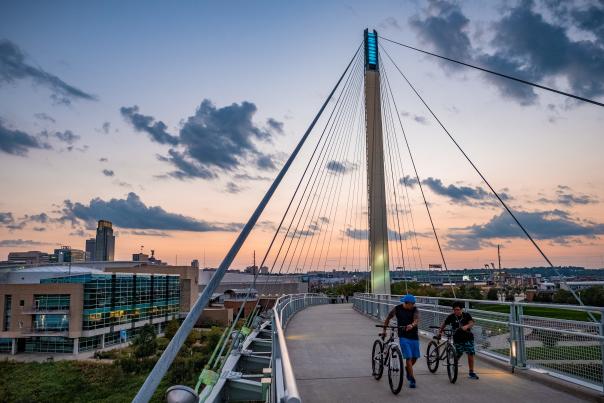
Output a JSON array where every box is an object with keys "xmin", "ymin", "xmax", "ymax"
[{"xmin": 353, "ymin": 293, "xmax": 604, "ymax": 391}]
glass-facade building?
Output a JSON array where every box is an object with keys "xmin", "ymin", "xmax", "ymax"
[{"xmin": 1, "ymin": 272, "xmax": 180, "ymax": 354}]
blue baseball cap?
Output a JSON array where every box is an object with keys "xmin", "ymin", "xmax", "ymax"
[{"xmin": 400, "ymin": 294, "xmax": 416, "ymax": 304}]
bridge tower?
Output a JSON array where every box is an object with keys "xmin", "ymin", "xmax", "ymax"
[{"xmin": 364, "ymin": 29, "xmax": 391, "ymax": 295}]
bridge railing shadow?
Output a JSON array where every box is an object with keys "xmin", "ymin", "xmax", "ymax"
[{"xmin": 353, "ymin": 293, "xmax": 604, "ymax": 393}]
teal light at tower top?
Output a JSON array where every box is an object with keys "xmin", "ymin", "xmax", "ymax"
[{"xmin": 364, "ymin": 29, "xmax": 378, "ymax": 70}]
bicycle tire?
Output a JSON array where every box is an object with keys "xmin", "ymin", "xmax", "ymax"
[
  {"xmin": 387, "ymin": 345, "xmax": 404, "ymax": 394},
  {"xmin": 446, "ymin": 344, "xmax": 458, "ymax": 383},
  {"xmin": 426, "ymin": 340, "xmax": 440, "ymax": 373},
  {"xmin": 372, "ymin": 339, "xmax": 384, "ymax": 380}
]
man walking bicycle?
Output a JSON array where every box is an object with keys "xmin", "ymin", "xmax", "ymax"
[
  {"xmin": 382, "ymin": 294, "xmax": 420, "ymax": 388},
  {"xmin": 439, "ymin": 301, "xmax": 479, "ymax": 380}
]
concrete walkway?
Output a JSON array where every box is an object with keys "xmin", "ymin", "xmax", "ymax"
[{"xmin": 285, "ymin": 304, "xmax": 593, "ymax": 403}]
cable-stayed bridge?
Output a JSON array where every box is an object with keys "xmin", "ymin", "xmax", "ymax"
[{"xmin": 133, "ymin": 30, "xmax": 604, "ymax": 403}]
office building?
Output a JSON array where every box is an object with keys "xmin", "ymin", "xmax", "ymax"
[
  {"xmin": 0, "ymin": 265, "xmax": 183, "ymax": 355},
  {"xmin": 54, "ymin": 246, "xmax": 85, "ymax": 263},
  {"xmin": 7, "ymin": 251, "xmax": 51, "ymax": 265},
  {"xmin": 85, "ymin": 239, "xmax": 96, "ymax": 261},
  {"xmin": 95, "ymin": 220, "xmax": 115, "ymax": 261}
]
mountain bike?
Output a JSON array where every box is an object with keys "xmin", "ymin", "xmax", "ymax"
[
  {"xmin": 425, "ymin": 325, "xmax": 458, "ymax": 383},
  {"xmin": 372, "ymin": 324, "xmax": 404, "ymax": 394}
]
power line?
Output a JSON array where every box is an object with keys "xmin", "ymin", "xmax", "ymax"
[{"xmin": 380, "ymin": 36, "xmax": 604, "ymax": 108}]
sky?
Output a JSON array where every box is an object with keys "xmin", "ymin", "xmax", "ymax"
[{"xmin": 0, "ymin": 0, "xmax": 603, "ymax": 270}]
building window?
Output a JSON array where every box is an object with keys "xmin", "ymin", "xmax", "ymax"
[
  {"xmin": 19, "ymin": 300, "xmax": 24, "ymax": 307},
  {"xmin": 0, "ymin": 338, "xmax": 12, "ymax": 353},
  {"xmin": 3, "ymin": 295, "xmax": 11, "ymax": 331},
  {"xmin": 34, "ymin": 294, "xmax": 70, "ymax": 311},
  {"xmin": 24, "ymin": 336, "xmax": 73, "ymax": 353},
  {"xmin": 79, "ymin": 335, "xmax": 102, "ymax": 352},
  {"xmin": 33, "ymin": 314, "xmax": 69, "ymax": 332}
]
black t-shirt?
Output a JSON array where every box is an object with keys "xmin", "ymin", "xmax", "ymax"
[
  {"xmin": 394, "ymin": 305, "xmax": 418, "ymax": 340},
  {"xmin": 444, "ymin": 312, "xmax": 474, "ymax": 343}
]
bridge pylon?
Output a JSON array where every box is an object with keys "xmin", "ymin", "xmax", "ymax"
[{"xmin": 364, "ymin": 29, "xmax": 391, "ymax": 295}]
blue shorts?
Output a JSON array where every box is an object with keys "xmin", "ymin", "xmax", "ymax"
[{"xmin": 399, "ymin": 338, "xmax": 420, "ymax": 359}]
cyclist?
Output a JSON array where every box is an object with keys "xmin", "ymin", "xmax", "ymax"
[
  {"xmin": 438, "ymin": 301, "xmax": 479, "ymax": 380},
  {"xmin": 382, "ymin": 294, "xmax": 420, "ymax": 388}
]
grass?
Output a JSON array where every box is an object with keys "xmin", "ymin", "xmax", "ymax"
[
  {"xmin": 493, "ymin": 345, "xmax": 601, "ymax": 361},
  {"xmin": 472, "ymin": 303, "xmax": 600, "ymax": 322},
  {"xmin": 0, "ymin": 360, "xmax": 170, "ymax": 403}
]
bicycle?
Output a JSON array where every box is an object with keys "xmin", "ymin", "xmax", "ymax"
[
  {"xmin": 425, "ymin": 325, "xmax": 458, "ymax": 383},
  {"xmin": 371, "ymin": 324, "xmax": 404, "ymax": 394}
]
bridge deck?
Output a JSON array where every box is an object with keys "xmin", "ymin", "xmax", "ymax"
[{"xmin": 286, "ymin": 304, "xmax": 589, "ymax": 403}]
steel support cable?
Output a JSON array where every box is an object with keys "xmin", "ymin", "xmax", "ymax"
[
  {"xmin": 382, "ymin": 47, "xmax": 595, "ymax": 316},
  {"xmin": 287, "ymin": 62, "xmax": 365, "ymax": 275},
  {"xmin": 337, "ymin": 93, "xmax": 365, "ymax": 271},
  {"xmin": 275, "ymin": 60, "xmax": 362, "ymax": 278},
  {"xmin": 132, "ymin": 45, "xmax": 361, "ymax": 403},
  {"xmin": 250, "ymin": 50, "xmax": 363, "ymax": 301},
  {"xmin": 380, "ymin": 59, "xmax": 414, "ymax": 274},
  {"xmin": 379, "ymin": 47, "xmax": 456, "ymax": 298},
  {"xmin": 381, "ymin": 67, "xmax": 423, "ymax": 271},
  {"xmin": 379, "ymin": 36, "xmax": 604, "ymax": 108},
  {"xmin": 311, "ymin": 67, "xmax": 365, "ymax": 274},
  {"xmin": 379, "ymin": 61, "xmax": 409, "ymax": 292}
]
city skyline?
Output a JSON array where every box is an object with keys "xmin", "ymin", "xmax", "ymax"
[{"xmin": 1, "ymin": 1, "xmax": 603, "ymax": 270}]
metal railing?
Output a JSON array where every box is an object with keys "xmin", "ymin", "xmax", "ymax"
[
  {"xmin": 353, "ymin": 293, "xmax": 604, "ymax": 392},
  {"xmin": 271, "ymin": 293, "xmax": 329, "ymax": 403}
]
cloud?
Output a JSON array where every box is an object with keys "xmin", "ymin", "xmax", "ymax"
[
  {"xmin": 52, "ymin": 130, "xmax": 80, "ymax": 145},
  {"xmin": 99, "ymin": 157, "xmax": 108, "ymax": 162},
  {"xmin": 125, "ymin": 100, "xmax": 280, "ymax": 180},
  {"xmin": 34, "ymin": 113, "xmax": 55, "ymax": 123},
  {"xmin": 127, "ymin": 230, "xmax": 171, "ymax": 237},
  {"xmin": 345, "ymin": 227, "xmax": 424, "ymax": 241},
  {"xmin": 400, "ymin": 111, "xmax": 429, "ymax": 125},
  {"xmin": 233, "ymin": 173, "xmax": 271, "ymax": 181},
  {"xmin": 120, "ymin": 105, "xmax": 179, "ymax": 145},
  {"xmin": 0, "ymin": 212, "xmax": 14, "ymax": 225},
  {"xmin": 0, "ymin": 39, "xmax": 96, "ymax": 104},
  {"xmin": 102, "ymin": 169, "xmax": 114, "ymax": 177},
  {"xmin": 102, "ymin": 122, "xmax": 111, "ymax": 134},
  {"xmin": 380, "ymin": 17, "xmax": 403, "ymax": 31},
  {"xmin": 400, "ymin": 175, "xmax": 419, "ymax": 187},
  {"xmin": 409, "ymin": 1, "xmax": 604, "ymax": 105},
  {"xmin": 400, "ymin": 176, "xmax": 509, "ymax": 206},
  {"xmin": 326, "ymin": 160, "xmax": 358, "ymax": 174},
  {"xmin": 0, "ymin": 120, "xmax": 51, "ymax": 156},
  {"xmin": 0, "ymin": 239, "xmax": 50, "ymax": 247},
  {"xmin": 538, "ymin": 185, "xmax": 598, "ymax": 206},
  {"xmin": 225, "ymin": 182, "xmax": 243, "ymax": 194},
  {"xmin": 60, "ymin": 192, "xmax": 242, "ymax": 232},
  {"xmin": 447, "ymin": 209, "xmax": 604, "ymax": 250}
]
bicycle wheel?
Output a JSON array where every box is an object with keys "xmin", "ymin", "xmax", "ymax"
[
  {"xmin": 387, "ymin": 345, "xmax": 404, "ymax": 394},
  {"xmin": 371, "ymin": 339, "xmax": 384, "ymax": 380},
  {"xmin": 426, "ymin": 340, "xmax": 440, "ymax": 373},
  {"xmin": 446, "ymin": 344, "xmax": 458, "ymax": 384}
]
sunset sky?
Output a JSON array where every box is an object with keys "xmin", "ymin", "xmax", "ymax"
[{"xmin": 1, "ymin": 1, "xmax": 603, "ymax": 270}]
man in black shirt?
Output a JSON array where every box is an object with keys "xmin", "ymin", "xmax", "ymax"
[
  {"xmin": 439, "ymin": 301, "xmax": 479, "ymax": 379},
  {"xmin": 382, "ymin": 294, "xmax": 420, "ymax": 388}
]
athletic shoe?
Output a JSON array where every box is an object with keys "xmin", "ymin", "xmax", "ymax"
[
  {"xmin": 469, "ymin": 372, "xmax": 479, "ymax": 380},
  {"xmin": 408, "ymin": 378, "xmax": 416, "ymax": 388}
]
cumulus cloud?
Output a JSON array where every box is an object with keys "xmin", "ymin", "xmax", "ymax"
[
  {"xmin": 0, "ymin": 212, "xmax": 14, "ymax": 225},
  {"xmin": 34, "ymin": 113, "xmax": 55, "ymax": 123},
  {"xmin": 400, "ymin": 111, "xmax": 429, "ymax": 125},
  {"xmin": 447, "ymin": 209, "xmax": 604, "ymax": 250},
  {"xmin": 0, "ymin": 39, "xmax": 96, "ymax": 104},
  {"xmin": 122, "ymin": 100, "xmax": 282, "ymax": 180},
  {"xmin": 538, "ymin": 185, "xmax": 598, "ymax": 206},
  {"xmin": 102, "ymin": 121, "xmax": 111, "ymax": 134},
  {"xmin": 409, "ymin": 1, "xmax": 604, "ymax": 105},
  {"xmin": 102, "ymin": 169, "xmax": 114, "ymax": 177},
  {"xmin": 225, "ymin": 182, "xmax": 243, "ymax": 194},
  {"xmin": 99, "ymin": 157, "xmax": 108, "ymax": 162},
  {"xmin": 120, "ymin": 105, "xmax": 179, "ymax": 145},
  {"xmin": 326, "ymin": 160, "xmax": 358, "ymax": 174},
  {"xmin": 0, "ymin": 120, "xmax": 50, "ymax": 156},
  {"xmin": 400, "ymin": 176, "xmax": 508, "ymax": 206},
  {"xmin": 126, "ymin": 230, "xmax": 171, "ymax": 237},
  {"xmin": 0, "ymin": 239, "xmax": 50, "ymax": 247},
  {"xmin": 51, "ymin": 130, "xmax": 80, "ymax": 145},
  {"xmin": 60, "ymin": 192, "xmax": 242, "ymax": 232}
]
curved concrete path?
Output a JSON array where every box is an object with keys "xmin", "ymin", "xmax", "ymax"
[{"xmin": 285, "ymin": 303, "xmax": 593, "ymax": 403}]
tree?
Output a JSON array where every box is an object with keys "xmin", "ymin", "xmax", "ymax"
[
  {"xmin": 553, "ymin": 289, "xmax": 575, "ymax": 304},
  {"xmin": 487, "ymin": 288, "xmax": 499, "ymax": 301},
  {"xmin": 164, "ymin": 319, "xmax": 180, "ymax": 340},
  {"xmin": 132, "ymin": 324, "xmax": 157, "ymax": 358}
]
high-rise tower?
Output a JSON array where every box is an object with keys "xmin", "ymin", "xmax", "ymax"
[
  {"xmin": 95, "ymin": 220, "xmax": 115, "ymax": 261},
  {"xmin": 364, "ymin": 29, "xmax": 391, "ymax": 294}
]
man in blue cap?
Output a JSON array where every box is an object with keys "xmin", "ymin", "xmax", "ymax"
[{"xmin": 381, "ymin": 294, "xmax": 420, "ymax": 388}]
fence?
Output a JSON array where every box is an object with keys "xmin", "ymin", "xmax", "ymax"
[
  {"xmin": 271, "ymin": 293, "xmax": 329, "ymax": 403},
  {"xmin": 353, "ymin": 293, "xmax": 604, "ymax": 392}
]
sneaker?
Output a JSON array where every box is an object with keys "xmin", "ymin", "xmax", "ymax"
[
  {"xmin": 469, "ymin": 372, "xmax": 480, "ymax": 380},
  {"xmin": 408, "ymin": 378, "xmax": 416, "ymax": 388}
]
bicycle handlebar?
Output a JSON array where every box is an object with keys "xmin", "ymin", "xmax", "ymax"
[{"xmin": 375, "ymin": 324, "xmax": 404, "ymax": 329}]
